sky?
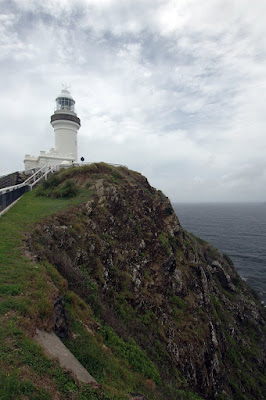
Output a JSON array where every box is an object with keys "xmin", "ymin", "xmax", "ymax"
[{"xmin": 1, "ymin": 0, "xmax": 266, "ymax": 202}]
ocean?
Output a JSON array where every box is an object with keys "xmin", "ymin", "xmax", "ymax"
[{"xmin": 173, "ymin": 203, "xmax": 266, "ymax": 305}]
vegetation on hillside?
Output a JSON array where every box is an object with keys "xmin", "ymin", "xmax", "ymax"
[
  {"xmin": 0, "ymin": 164, "xmax": 204, "ymax": 400},
  {"xmin": 0, "ymin": 163, "xmax": 265, "ymax": 400}
]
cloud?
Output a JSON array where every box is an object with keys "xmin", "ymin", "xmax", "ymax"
[
  {"xmin": 0, "ymin": 0, "xmax": 266, "ymax": 201},
  {"xmin": 222, "ymin": 162, "xmax": 266, "ymax": 188}
]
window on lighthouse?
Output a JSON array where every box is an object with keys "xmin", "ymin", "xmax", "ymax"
[{"xmin": 56, "ymin": 97, "xmax": 75, "ymax": 112}]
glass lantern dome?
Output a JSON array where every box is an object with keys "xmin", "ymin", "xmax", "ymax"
[{"xmin": 55, "ymin": 89, "xmax": 75, "ymax": 113}]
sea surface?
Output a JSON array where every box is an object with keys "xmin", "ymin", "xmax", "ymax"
[{"xmin": 173, "ymin": 203, "xmax": 266, "ymax": 304}]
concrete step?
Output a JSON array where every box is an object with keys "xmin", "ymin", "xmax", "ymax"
[{"xmin": 34, "ymin": 328, "xmax": 96, "ymax": 384}]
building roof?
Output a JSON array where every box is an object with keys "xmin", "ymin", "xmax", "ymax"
[{"xmin": 56, "ymin": 89, "xmax": 74, "ymax": 101}]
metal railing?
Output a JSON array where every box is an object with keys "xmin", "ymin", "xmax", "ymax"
[
  {"xmin": 0, "ymin": 185, "xmax": 29, "ymax": 213},
  {"xmin": 28, "ymin": 164, "xmax": 61, "ymax": 189},
  {"xmin": 0, "ymin": 164, "xmax": 61, "ymax": 214}
]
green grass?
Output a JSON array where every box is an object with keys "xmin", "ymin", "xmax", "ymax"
[
  {"xmin": 0, "ymin": 315, "xmax": 78, "ymax": 399},
  {"xmin": 0, "ymin": 188, "xmax": 90, "ymax": 320},
  {"xmin": 0, "ymin": 188, "xmax": 96, "ymax": 399},
  {"xmin": 36, "ymin": 177, "xmax": 79, "ymax": 198},
  {"xmin": 62, "ymin": 300, "xmax": 164, "ymax": 400},
  {"xmin": 99, "ymin": 325, "xmax": 161, "ymax": 384},
  {"xmin": 0, "ymin": 371, "xmax": 51, "ymax": 400}
]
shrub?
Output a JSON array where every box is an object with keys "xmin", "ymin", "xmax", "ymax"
[
  {"xmin": 36, "ymin": 179, "xmax": 79, "ymax": 199},
  {"xmin": 111, "ymin": 170, "xmax": 123, "ymax": 183},
  {"xmin": 165, "ymin": 205, "xmax": 174, "ymax": 216},
  {"xmin": 53, "ymin": 180, "xmax": 79, "ymax": 198}
]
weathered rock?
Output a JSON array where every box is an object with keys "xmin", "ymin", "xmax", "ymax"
[{"xmin": 53, "ymin": 295, "xmax": 70, "ymax": 339}]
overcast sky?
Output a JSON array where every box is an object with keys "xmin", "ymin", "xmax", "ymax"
[{"xmin": 1, "ymin": 0, "xmax": 266, "ymax": 202}]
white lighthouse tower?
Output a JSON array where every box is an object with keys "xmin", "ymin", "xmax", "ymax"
[
  {"xmin": 24, "ymin": 88, "xmax": 81, "ymax": 170},
  {"xmin": 51, "ymin": 89, "xmax": 80, "ymax": 161}
]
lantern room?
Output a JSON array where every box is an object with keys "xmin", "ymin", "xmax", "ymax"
[{"xmin": 55, "ymin": 89, "xmax": 75, "ymax": 113}]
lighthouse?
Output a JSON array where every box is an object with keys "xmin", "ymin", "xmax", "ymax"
[
  {"xmin": 24, "ymin": 88, "xmax": 81, "ymax": 170},
  {"xmin": 51, "ymin": 89, "xmax": 80, "ymax": 161}
]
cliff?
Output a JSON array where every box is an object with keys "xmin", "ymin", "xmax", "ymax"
[{"xmin": 0, "ymin": 163, "xmax": 265, "ymax": 400}]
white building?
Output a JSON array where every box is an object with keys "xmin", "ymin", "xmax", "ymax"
[{"xmin": 24, "ymin": 89, "xmax": 81, "ymax": 170}]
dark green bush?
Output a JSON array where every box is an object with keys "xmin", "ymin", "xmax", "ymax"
[
  {"xmin": 53, "ymin": 180, "xmax": 79, "ymax": 198},
  {"xmin": 36, "ymin": 179, "xmax": 79, "ymax": 198},
  {"xmin": 165, "ymin": 205, "xmax": 174, "ymax": 216},
  {"xmin": 42, "ymin": 174, "xmax": 61, "ymax": 189}
]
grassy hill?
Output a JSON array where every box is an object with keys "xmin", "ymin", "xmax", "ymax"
[{"xmin": 0, "ymin": 163, "xmax": 265, "ymax": 400}]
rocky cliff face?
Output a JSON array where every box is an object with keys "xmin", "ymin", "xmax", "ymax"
[{"xmin": 29, "ymin": 163, "xmax": 266, "ymax": 400}]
